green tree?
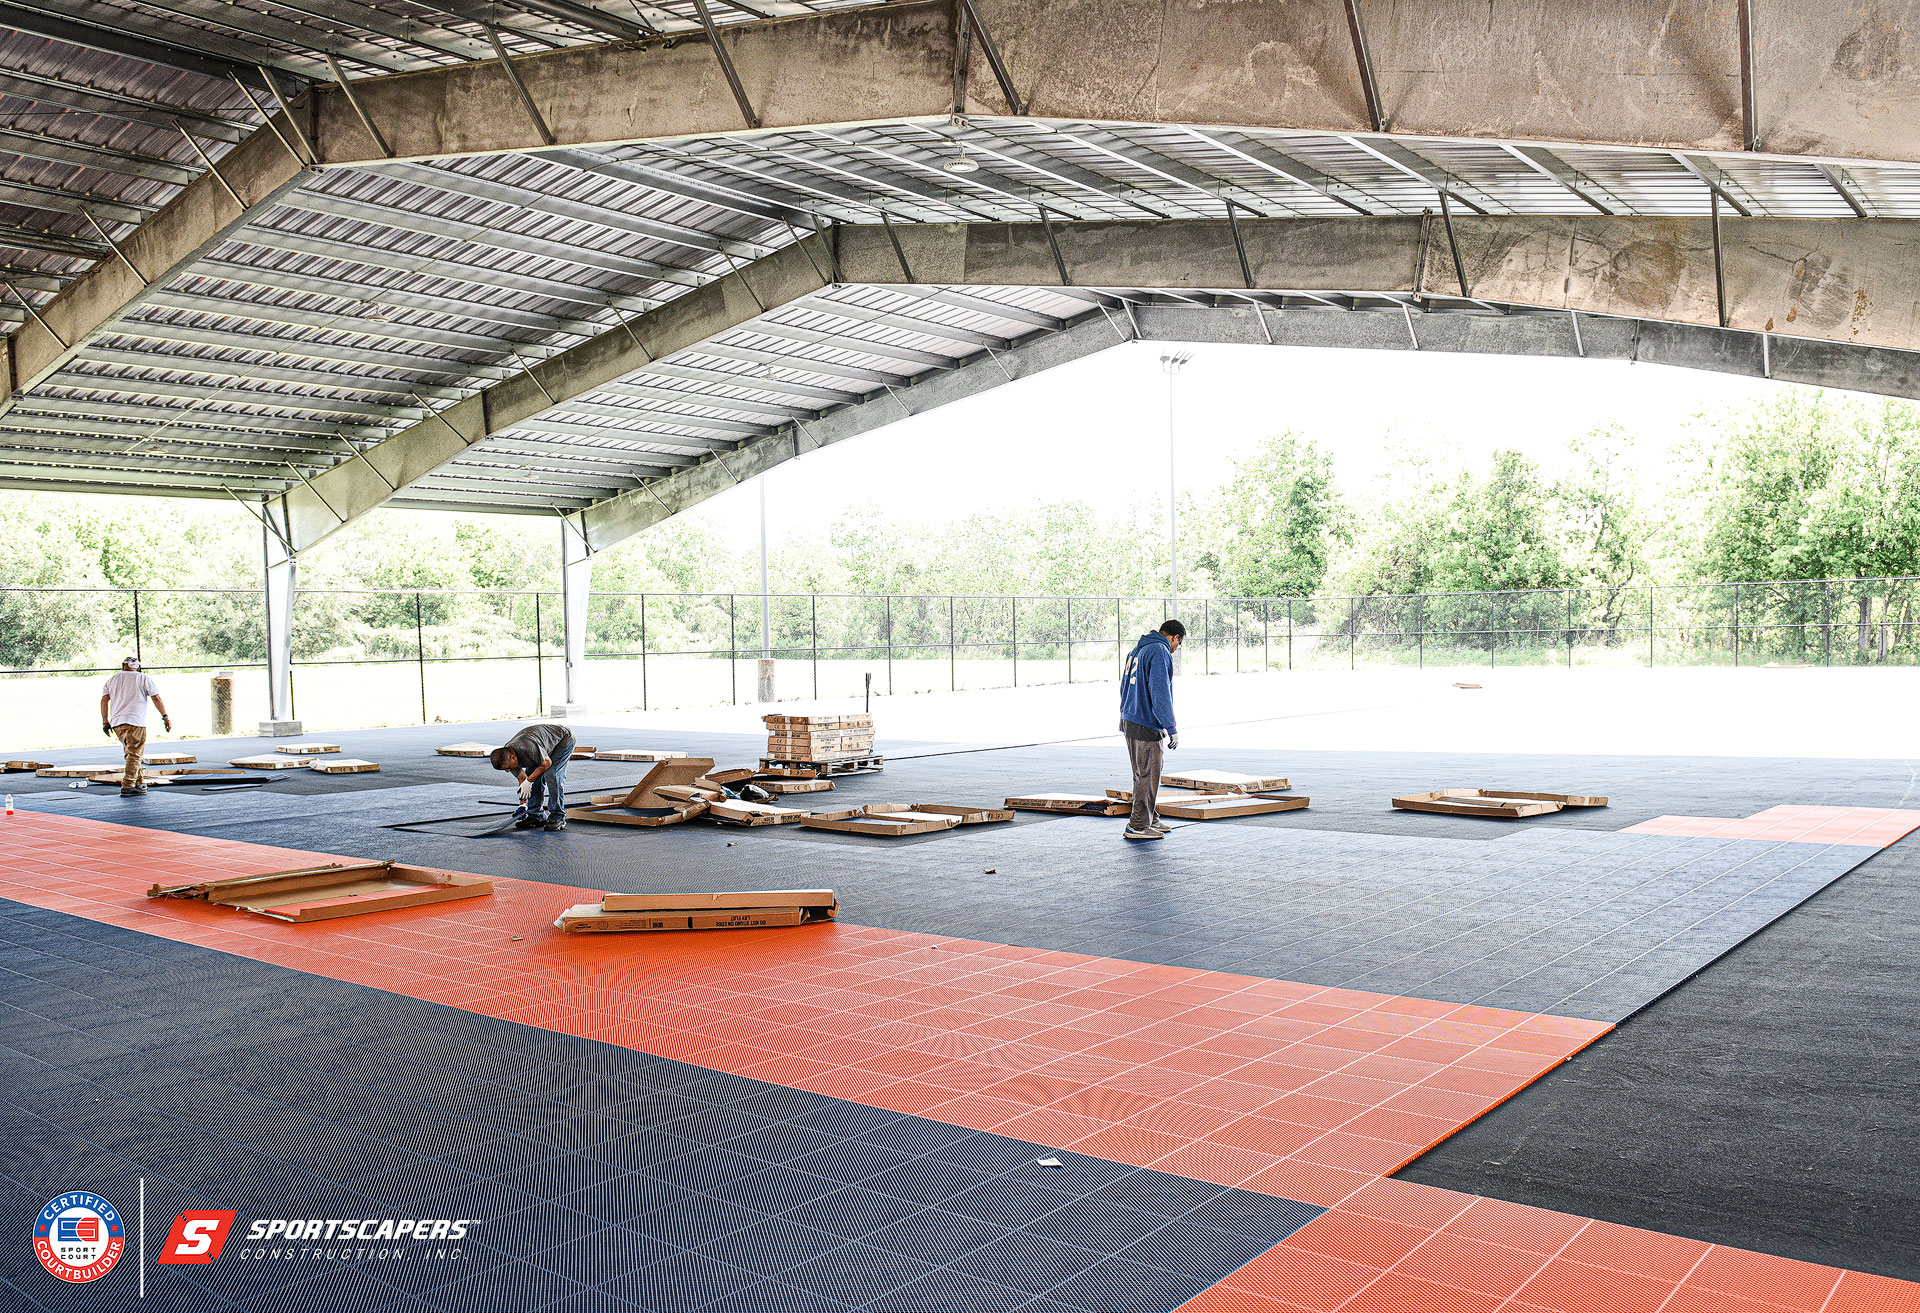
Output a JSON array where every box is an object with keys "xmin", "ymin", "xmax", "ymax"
[{"xmin": 1199, "ymin": 432, "xmax": 1347, "ymax": 598}]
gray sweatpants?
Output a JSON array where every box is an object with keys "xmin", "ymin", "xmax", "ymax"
[{"xmin": 1127, "ymin": 734, "xmax": 1163, "ymax": 830}]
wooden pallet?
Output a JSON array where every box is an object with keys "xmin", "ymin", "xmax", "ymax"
[
  {"xmin": 760, "ymin": 754, "xmax": 884, "ymax": 776},
  {"xmin": 1006, "ymin": 793, "xmax": 1130, "ymax": 817},
  {"xmin": 150, "ymin": 860, "xmax": 491, "ymax": 923}
]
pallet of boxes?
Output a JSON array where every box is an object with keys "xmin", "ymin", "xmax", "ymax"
[{"xmin": 760, "ymin": 713, "xmax": 882, "ymax": 777}]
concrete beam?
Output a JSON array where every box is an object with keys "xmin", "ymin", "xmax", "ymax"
[{"xmin": 261, "ymin": 231, "xmax": 839, "ymax": 555}]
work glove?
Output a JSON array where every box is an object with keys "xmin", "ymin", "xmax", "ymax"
[
  {"xmin": 161, "ymin": 715, "xmax": 171, "ymax": 732},
  {"xmin": 517, "ymin": 778, "xmax": 533, "ymax": 804},
  {"xmin": 102, "ymin": 723, "xmax": 112, "ymax": 737},
  {"xmin": 1166, "ymin": 733, "xmax": 1180, "ymax": 750}
]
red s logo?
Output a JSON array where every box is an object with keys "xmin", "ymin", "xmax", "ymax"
[{"xmin": 157, "ymin": 1211, "xmax": 236, "ymax": 1264}]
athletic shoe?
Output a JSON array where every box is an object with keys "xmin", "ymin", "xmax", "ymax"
[
  {"xmin": 1147, "ymin": 821, "xmax": 1171, "ymax": 834},
  {"xmin": 121, "ymin": 786, "xmax": 143, "ymax": 797},
  {"xmin": 544, "ymin": 817, "xmax": 566, "ymax": 832},
  {"xmin": 1123, "ymin": 827, "xmax": 1163, "ymax": 841},
  {"xmin": 514, "ymin": 816, "xmax": 542, "ymax": 830}
]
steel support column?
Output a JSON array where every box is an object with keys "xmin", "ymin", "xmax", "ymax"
[
  {"xmin": 261, "ymin": 502, "xmax": 300, "ymax": 735},
  {"xmin": 557, "ymin": 514, "xmax": 591, "ymax": 716}
]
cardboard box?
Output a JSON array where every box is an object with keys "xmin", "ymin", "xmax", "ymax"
[
  {"xmin": 436, "ymin": 741, "xmax": 496, "ymax": 757},
  {"xmin": 569, "ymin": 758, "xmax": 717, "ymax": 827},
  {"xmin": 708, "ymin": 799, "xmax": 810, "ymax": 826},
  {"xmin": 802, "ymin": 805, "xmax": 963, "ymax": 836},
  {"xmin": 558, "ymin": 888, "xmax": 837, "ymax": 934},
  {"xmin": 2, "ymin": 760, "xmax": 52, "ymax": 772},
  {"xmin": 228, "ymin": 754, "xmax": 312, "ymax": 769},
  {"xmin": 150, "ymin": 860, "xmax": 492, "ymax": 922},
  {"xmin": 277, "ymin": 743, "xmax": 339, "ymax": 754},
  {"xmin": 311, "ymin": 758, "xmax": 380, "ymax": 774},
  {"xmin": 142, "ymin": 752, "xmax": 197, "ymax": 765},
  {"xmin": 760, "ymin": 778, "xmax": 835, "ymax": 794},
  {"xmin": 763, "ymin": 714, "xmax": 871, "ymax": 730},
  {"xmin": 593, "ymin": 749, "xmax": 688, "ymax": 762},
  {"xmin": 1390, "ymin": 788, "xmax": 1605, "ymax": 818},
  {"xmin": 35, "ymin": 764, "xmax": 122, "ymax": 778},
  {"xmin": 1006, "ymin": 793, "xmax": 1130, "ymax": 816},
  {"xmin": 1109, "ymin": 788, "xmax": 1310, "ymax": 819},
  {"xmin": 1159, "ymin": 770, "xmax": 1290, "ymax": 794}
]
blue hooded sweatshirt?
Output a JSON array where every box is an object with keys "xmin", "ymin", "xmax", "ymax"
[{"xmin": 1119, "ymin": 631, "xmax": 1177, "ymax": 737}]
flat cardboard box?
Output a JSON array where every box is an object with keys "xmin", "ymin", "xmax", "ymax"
[
  {"xmin": 229, "ymin": 754, "xmax": 312, "ymax": 769},
  {"xmin": 1159, "ymin": 770, "xmax": 1291, "ymax": 794},
  {"xmin": 708, "ymin": 799, "xmax": 810, "ymax": 826},
  {"xmin": 277, "ymin": 743, "xmax": 339, "ymax": 754},
  {"xmin": 909, "ymin": 803, "xmax": 1014, "ymax": 824},
  {"xmin": 1110, "ymin": 788, "xmax": 1310, "ymax": 819},
  {"xmin": 87, "ymin": 768, "xmax": 259, "ymax": 786},
  {"xmin": 1480, "ymin": 789, "xmax": 1609, "ymax": 807},
  {"xmin": 436, "ymin": 741, "xmax": 496, "ymax": 757},
  {"xmin": 3, "ymin": 760, "xmax": 52, "ymax": 772},
  {"xmin": 311, "ymin": 758, "xmax": 380, "ymax": 774},
  {"xmin": 142, "ymin": 752, "xmax": 197, "ymax": 765},
  {"xmin": 1006, "ymin": 793, "xmax": 1130, "ymax": 817},
  {"xmin": 1393, "ymin": 789, "xmax": 1565, "ymax": 818},
  {"xmin": 760, "ymin": 778, "xmax": 835, "ymax": 794},
  {"xmin": 802, "ymin": 805, "xmax": 962, "ymax": 836},
  {"xmin": 593, "ymin": 749, "xmax": 688, "ymax": 762},
  {"xmin": 150, "ymin": 860, "xmax": 491, "ymax": 922},
  {"xmin": 36, "ymin": 764, "xmax": 122, "ymax": 778},
  {"xmin": 559, "ymin": 888, "xmax": 837, "ymax": 934},
  {"xmin": 763, "ymin": 714, "xmax": 870, "ymax": 729}
]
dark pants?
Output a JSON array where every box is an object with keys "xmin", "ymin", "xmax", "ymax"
[
  {"xmin": 517, "ymin": 748, "xmax": 571, "ymax": 822},
  {"xmin": 1127, "ymin": 734, "xmax": 1163, "ymax": 830}
]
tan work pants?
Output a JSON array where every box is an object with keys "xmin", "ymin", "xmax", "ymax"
[
  {"xmin": 1127, "ymin": 734, "xmax": 1163, "ymax": 830},
  {"xmin": 113, "ymin": 724, "xmax": 147, "ymax": 788}
]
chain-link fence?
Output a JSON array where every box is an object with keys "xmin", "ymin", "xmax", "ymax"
[{"xmin": 5, "ymin": 577, "xmax": 1916, "ymax": 745}]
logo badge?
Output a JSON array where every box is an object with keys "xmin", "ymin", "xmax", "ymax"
[
  {"xmin": 158, "ymin": 1211, "xmax": 237, "ymax": 1264},
  {"xmin": 33, "ymin": 1193, "xmax": 125, "ymax": 1283}
]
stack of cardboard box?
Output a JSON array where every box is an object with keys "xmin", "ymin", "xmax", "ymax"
[{"xmin": 762, "ymin": 713, "xmax": 876, "ymax": 766}]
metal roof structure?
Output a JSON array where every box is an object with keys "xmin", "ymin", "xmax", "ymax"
[{"xmin": 6, "ymin": 0, "xmax": 1920, "ymax": 555}]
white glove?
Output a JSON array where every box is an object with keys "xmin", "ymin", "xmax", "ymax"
[
  {"xmin": 517, "ymin": 778, "xmax": 533, "ymax": 803},
  {"xmin": 1166, "ymin": 733, "xmax": 1179, "ymax": 750}
]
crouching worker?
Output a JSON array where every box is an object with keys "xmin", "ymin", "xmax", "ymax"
[
  {"xmin": 1118, "ymin": 619, "xmax": 1183, "ymax": 841},
  {"xmin": 490, "ymin": 722, "xmax": 574, "ymax": 832}
]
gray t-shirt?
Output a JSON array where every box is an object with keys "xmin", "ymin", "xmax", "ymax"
[{"xmin": 501, "ymin": 722, "xmax": 573, "ymax": 770}]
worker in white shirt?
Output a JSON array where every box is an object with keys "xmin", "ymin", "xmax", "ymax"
[{"xmin": 100, "ymin": 657, "xmax": 170, "ymax": 796}]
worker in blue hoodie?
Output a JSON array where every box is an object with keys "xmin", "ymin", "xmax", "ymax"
[{"xmin": 1118, "ymin": 619, "xmax": 1184, "ymax": 840}]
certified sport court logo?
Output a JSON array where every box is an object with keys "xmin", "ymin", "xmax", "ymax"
[{"xmin": 33, "ymin": 1192, "xmax": 125, "ymax": 1282}]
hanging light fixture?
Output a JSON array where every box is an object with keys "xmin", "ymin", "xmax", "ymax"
[{"xmin": 944, "ymin": 146, "xmax": 979, "ymax": 174}]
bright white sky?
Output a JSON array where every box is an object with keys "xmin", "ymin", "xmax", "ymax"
[{"xmin": 687, "ymin": 339, "xmax": 1788, "ymax": 549}]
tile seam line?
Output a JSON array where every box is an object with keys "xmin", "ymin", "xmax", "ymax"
[{"xmin": 1485, "ymin": 1213, "xmax": 1599, "ymax": 1313}]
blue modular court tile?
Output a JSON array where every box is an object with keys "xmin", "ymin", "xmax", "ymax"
[
  {"xmin": 426, "ymin": 1262, "xmax": 589, "ymax": 1313},
  {"xmin": 942, "ymin": 1178, "xmax": 1079, "ymax": 1228},
  {"xmin": 555, "ymin": 1170, "xmax": 689, "ymax": 1224},
  {"xmin": 776, "ymin": 1241, "xmax": 938, "ymax": 1305},
  {"xmin": 1118, "ymin": 1215, "xmax": 1279, "ymax": 1276},
  {"xmin": 528, "ymin": 1225, "xmax": 685, "ymax": 1286},
  {"xmin": 952, "ymin": 1228, "xmax": 1112, "ymax": 1294},
  {"xmin": 706, "ymin": 1163, "xmax": 846, "ymax": 1213},
  {"xmin": 786, "ymin": 1137, "xmax": 922, "ymax": 1184},
  {"xmin": 1086, "ymin": 1171, "xmax": 1229, "ymax": 1218},
  {"xmin": 789, "ymin": 1102, "xmax": 908, "ymax": 1138},
  {"xmin": 691, "ymin": 1216, "xmax": 853, "ymax": 1277},
  {"xmin": 779, "ymin": 1184, "xmax": 929, "ymax": 1239},
  {"xmin": 627, "ymin": 1195, "xmax": 772, "ymax": 1247},
  {"xmin": 858, "ymin": 1157, "xmax": 994, "ymax": 1205},
  {"xmin": 718, "ymin": 1124, "xmax": 840, "ymax": 1165},
  {"xmin": 854, "ymin": 1114, "xmax": 974, "ymax": 1155},
  {"xmin": 599, "ymin": 1251, "xmax": 766, "ymax": 1312},
  {"xmin": 1043, "ymin": 1255, "xmax": 1212, "ymax": 1313},
  {"xmin": 1182, "ymin": 1191, "xmax": 1323, "ymax": 1241},
  {"xmin": 692, "ymin": 1277, "xmax": 854, "ymax": 1313},
  {"xmin": 589, "ymin": 1129, "xmax": 710, "ymax": 1171},
  {"xmin": 1025, "ymin": 1198, "xmax": 1171, "ymax": 1250},
  {"xmin": 859, "ymin": 1266, "xmax": 1035, "ymax": 1312},
  {"xmin": 860, "ymin": 1206, "xmax": 1011, "ymax": 1263}
]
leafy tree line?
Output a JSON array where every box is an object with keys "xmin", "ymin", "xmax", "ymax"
[{"xmin": 6, "ymin": 389, "xmax": 1920, "ymax": 668}]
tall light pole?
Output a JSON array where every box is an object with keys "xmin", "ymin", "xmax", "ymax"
[{"xmin": 1160, "ymin": 350, "xmax": 1193, "ymax": 622}]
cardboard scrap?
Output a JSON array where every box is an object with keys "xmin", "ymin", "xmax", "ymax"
[
  {"xmin": 568, "ymin": 758, "xmax": 716, "ymax": 827},
  {"xmin": 1159, "ymin": 770, "xmax": 1290, "ymax": 794},
  {"xmin": 310, "ymin": 758, "xmax": 380, "ymax": 774},
  {"xmin": 708, "ymin": 799, "xmax": 810, "ymax": 826},
  {"xmin": 558, "ymin": 888, "xmax": 836, "ymax": 934},
  {"xmin": 1005, "ymin": 793, "xmax": 1130, "ymax": 817},
  {"xmin": 277, "ymin": 743, "xmax": 339, "ymax": 755},
  {"xmin": 2, "ymin": 760, "xmax": 52, "ymax": 772},
  {"xmin": 149, "ymin": 860, "xmax": 491, "ymax": 922},
  {"xmin": 228, "ymin": 754, "xmax": 312, "ymax": 770}
]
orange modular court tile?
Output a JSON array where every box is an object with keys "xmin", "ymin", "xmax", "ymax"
[
  {"xmin": 1176, "ymin": 1177, "xmax": 1907, "ymax": 1313},
  {"xmin": 0, "ymin": 809, "xmax": 1610, "ymax": 1201},
  {"xmin": 1626, "ymin": 804, "xmax": 1920, "ymax": 847},
  {"xmin": 9, "ymin": 809, "xmax": 1917, "ymax": 1313}
]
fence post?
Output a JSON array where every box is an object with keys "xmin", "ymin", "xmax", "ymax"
[
  {"xmin": 132, "ymin": 589, "xmax": 142, "ymax": 666},
  {"xmin": 640, "ymin": 594, "xmax": 649, "ymax": 711},
  {"xmin": 885, "ymin": 594, "xmax": 894, "ymax": 695},
  {"xmin": 1732, "ymin": 583, "xmax": 1741, "ymax": 667},
  {"xmin": 1011, "ymin": 596, "xmax": 1019, "ymax": 688},
  {"xmin": 1066, "ymin": 595, "xmax": 1074, "ymax": 684},
  {"xmin": 1566, "ymin": 590, "xmax": 1573, "ymax": 668},
  {"xmin": 1417, "ymin": 593, "xmax": 1425, "ymax": 669},
  {"xmin": 950, "ymin": 595, "xmax": 958, "ymax": 692},
  {"xmin": 1648, "ymin": 586, "xmax": 1656, "ymax": 667},
  {"xmin": 811, "ymin": 594, "xmax": 819, "ymax": 700},
  {"xmin": 1263, "ymin": 599, "xmax": 1270, "ymax": 672},
  {"xmin": 1287, "ymin": 598, "xmax": 1294, "ymax": 669},
  {"xmin": 1204, "ymin": 598, "xmax": 1211, "ymax": 674},
  {"xmin": 1824, "ymin": 580, "xmax": 1832, "ymax": 666},
  {"xmin": 729, "ymin": 594, "xmax": 738, "ymax": 706},
  {"xmin": 1349, "ymin": 599, "xmax": 1356, "ymax": 670},
  {"xmin": 534, "ymin": 592, "xmax": 544, "ymax": 715},
  {"xmin": 1234, "ymin": 600, "xmax": 1241, "ymax": 673},
  {"xmin": 414, "ymin": 591, "xmax": 427, "ymax": 724},
  {"xmin": 1116, "ymin": 599, "xmax": 1123, "ymax": 678},
  {"xmin": 1489, "ymin": 593, "xmax": 1496, "ymax": 669}
]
